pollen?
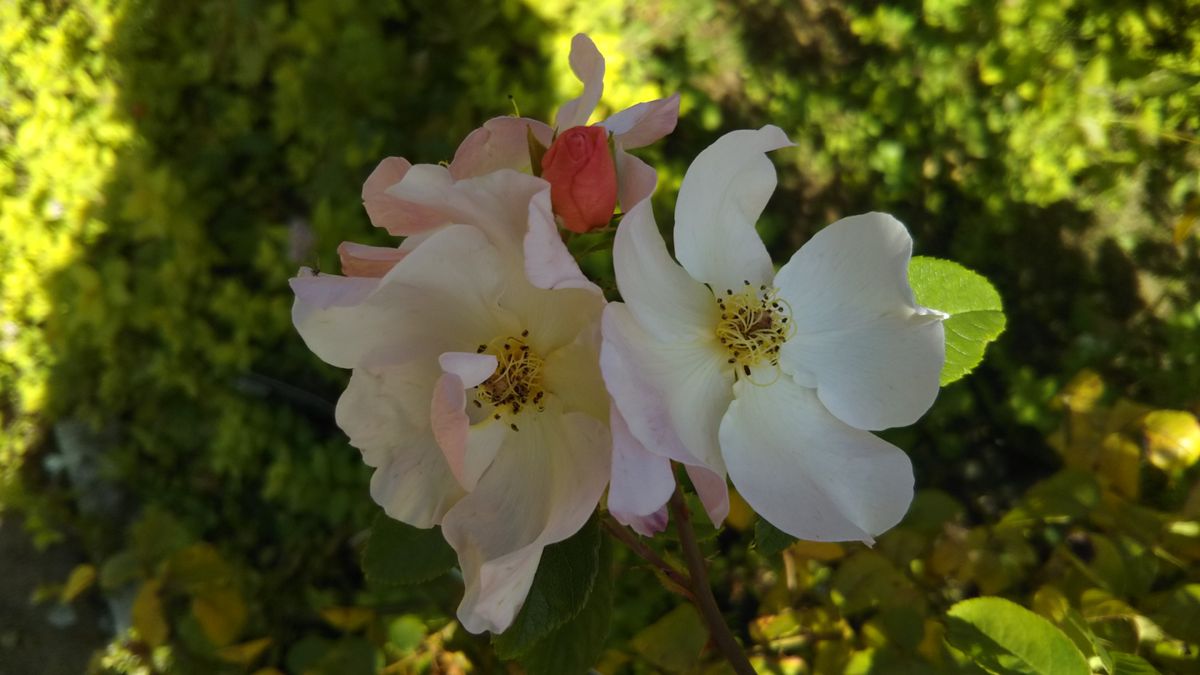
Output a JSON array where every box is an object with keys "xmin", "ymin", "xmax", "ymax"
[
  {"xmin": 715, "ymin": 281, "xmax": 794, "ymax": 383},
  {"xmin": 474, "ymin": 333, "xmax": 546, "ymax": 420}
]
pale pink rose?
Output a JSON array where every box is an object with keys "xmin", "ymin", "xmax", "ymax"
[{"xmin": 292, "ymin": 219, "xmax": 610, "ymax": 634}]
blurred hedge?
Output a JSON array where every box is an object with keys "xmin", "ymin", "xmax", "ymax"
[{"xmin": 2, "ymin": 0, "xmax": 1200, "ymax": 673}]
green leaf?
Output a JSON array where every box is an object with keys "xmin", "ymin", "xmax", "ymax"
[
  {"xmin": 754, "ymin": 518, "xmax": 797, "ymax": 556},
  {"xmin": 908, "ymin": 256, "xmax": 1006, "ymax": 385},
  {"xmin": 494, "ymin": 514, "xmax": 602, "ymax": 658},
  {"xmin": 1110, "ymin": 652, "xmax": 1161, "ymax": 675},
  {"xmin": 361, "ymin": 512, "xmax": 456, "ymax": 587},
  {"xmin": 945, "ymin": 597, "xmax": 1090, "ymax": 675},
  {"xmin": 521, "ymin": 535, "xmax": 614, "ymax": 675}
]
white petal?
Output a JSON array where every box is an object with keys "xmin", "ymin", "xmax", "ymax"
[
  {"xmin": 449, "ymin": 117, "xmax": 554, "ymax": 179},
  {"xmin": 600, "ymin": 94, "xmax": 680, "ymax": 149},
  {"xmin": 523, "ymin": 186, "xmax": 603, "ymax": 293},
  {"xmin": 612, "ymin": 198, "xmax": 718, "ymax": 343},
  {"xmin": 775, "ymin": 212, "xmax": 945, "ymax": 430},
  {"xmin": 674, "ymin": 126, "xmax": 793, "ymax": 292},
  {"xmin": 601, "ymin": 303, "xmax": 730, "ymax": 472},
  {"xmin": 555, "ymin": 34, "xmax": 605, "ymax": 130},
  {"xmin": 337, "ymin": 364, "xmax": 464, "ymax": 528},
  {"xmin": 443, "ymin": 411, "xmax": 610, "ymax": 633},
  {"xmin": 719, "ymin": 376, "xmax": 914, "ymax": 543},
  {"xmin": 438, "ymin": 351, "xmax": 498, "ymax": 388},
  {"xmin": 608, "ymin": 406, "xmax": 675, "ymax": 535}
]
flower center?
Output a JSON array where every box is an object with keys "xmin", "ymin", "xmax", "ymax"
[
  {"xmin": 473, "ymin": 331, "xmax": 546, "ymax": 428},
  {"xmin": 715, "ymin": 281, "xmax": 794, "ymax": 382}
]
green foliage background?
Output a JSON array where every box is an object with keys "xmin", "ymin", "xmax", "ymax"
[{"xmin": 1, "ymin": 0, "xmax": 1199, "ymax": 673}]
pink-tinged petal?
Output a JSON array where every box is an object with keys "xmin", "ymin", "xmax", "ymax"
[
  {"xmin": 449, "ymin": 116, "xmax": 554, "ymax": 180},
  {"xmin": 719, "ymin": 375, "xmax": 915, "ymax": 544},
  {"xmin": 523, "ymin": 185, "xmax": 602, "ymax": 293},
  {"xmin": 362, "ymin": 157, "xmax": 449, "ymax": 236},
  {"xmin": 390, "ymin": 168, "xmax": 546, "ymax": 257},
  {"xmin": 674, "ymin": 126, "xmax": 794, "ymax": 292},
  {"xmin": 431, "ymin": 353, "xmax": 507, "ymax": 491},
  {"xmin": 555, "ymin": 34, "xmax": 605, "ymax": 130},
  {"xmin": 775, "ymin": 212, "xmax": 945, "ymax": 431},
  {"xmin": 613, "ymin": 198, "xmax": 717, "ymax": 342},
  {"xmin": 290, "ymin": 271, "xmax": 395, "ymax": 369},
  {"xmin": 623, "ymin": 506, "xmax": 669, "ymax": 538},
  {"xmin": 601, "ymin": 303, "xmax": 730, "ymax": 472},
  {"xmin": 600, "ymin": 94, "xmax": 680, "ymax": 149},
  {"xmin": 443, "ymin": 410, "xmax": 610, "ymax": 633},
  {"xmin": 292, "ymin": 226, "xmax": 517, "ymax": 370},
  {"xmin": 686, "ymin": 464, "xmax": 730, "ymax": 528},
  {"xmin": 615, "ymin": 149, "xmax": 657, "ymax": 214},
  {"xmin": 431, "ymin": 372, "xmax": 471, "ymax": 485},
  {"xmin": 608, "ymin": 406, "xmax": 675, "ymax": 535},
  {"xmin": 337, "ymin": 241, "xmax": 407, "ymax": 278},
  {"xmin": 438, "ymin": 351, "xmax": 498, "ymax": 388},
  {"xmin": 337, "ymin": 364, "xmax": 464, "ymax": 527}
]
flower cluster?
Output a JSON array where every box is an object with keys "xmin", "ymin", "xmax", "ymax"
[{"xmin": 292, "ymin": 35, "xmax": 945, "ymax": 635}]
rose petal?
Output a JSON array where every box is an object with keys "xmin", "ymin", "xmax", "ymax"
[
  {"xmin": 719, "ymin": 375, "xmax": 915, "ymax": 543},
  {"xmin": 449, "ymin": 116, "xmax": 555, "ymax": 180},
  {"xmin": 337, "ymin": 242, "xmax": 408, "ymax": 278},
  {"xmin": 555, "ymin": 34, "xmax": 605, "ymax": 130},
  {"xmin": 337, "ymin": 364, "xmax": 464, "ymax": 527},
  {"xmin": 613, "ymin": 198, "xmax": 718, "ymax": 342},
  {"xmin": 362, "ymin": 157, "xmax": 449, "ymax": 235},
  {"xmin": 614, "ymin": 149, "xmax": 658, "ymax": 214},
  {"xmin": 523, "ymin": 185, "xmax": 602, "ymax": 293},
  {"xmin": 607, "ymin": 405, "xmax": 675, "ymax": 535},
  {"xmin": 601, "ymin": 93, "xmax": 680, "ymax": 149},
  {"xmin": 601, "ymin": 303, "xmax": 730, "ymax": 472},
  {"xmin": 443, "ymin": 410, "xmax": 609, "ymax": 634},
  {"xmin": 674, "ymin": 125, "xmax": 794, "ymax": 292},
  {"xmin": 775, "ymin": 212, "xmax": 945, "ymax": 431}
]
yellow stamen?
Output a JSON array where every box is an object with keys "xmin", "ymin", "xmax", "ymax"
[
  {"xmin": 714, "ymin": 281, "xmax": 794, "ymax": 385},
  {"xmin": 474, "ymin": 334, "xmax": 546, "ymax": 423}
]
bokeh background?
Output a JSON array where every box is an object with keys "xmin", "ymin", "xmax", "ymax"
[{"xmin": 2, "ymin": 0, "xmax": 1200, "ymax": 673}]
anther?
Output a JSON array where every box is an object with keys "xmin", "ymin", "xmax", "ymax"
[
  {"xmin": 521, "ymin": 329, "xmax": 529, "ymax": 337},
  {"xmin": 510, "ymin": 423, "xmax": 519, "ymax": 432},
  {"xmin": 476, "ymin": 344, "xmax": 486, "ymax": 353},
  {"xmin": 743, "ymin": 365, "xmax": 751, "ymax": 376}
]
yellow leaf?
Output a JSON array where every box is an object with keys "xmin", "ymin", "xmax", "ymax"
[
  {"xmin": 1058, "ymin": 369, "xmax": 1104, "ymax": 413},
  {"xmin": 725, "ymin": 487, "xmax": 755, "ymax": 531},
  {"xmin": 916, "ymin": 618, "xmax": 946, "ymax": 663},
  {"xmin": 1098, "ymin": 434, "xmax": 1141, "ymax": 499},
  {"xmin": 217, "ymin": 637, "xmax": 273, "ymax": 665},
  {"xmin": 1031, "ymin": 584, "xmax": 1070, "ymax": 623},
  {"xmin": 192, "ymin": 587, "xmax": 247, "ymax": 647},
  {"xmin": 320, "ymin": 606, "xmax": 376, "ymax": 632},
  {"xmin": 132, "ymin": 579, "xmax": 169, "ymax": 648},
  {"xmin": 789, "ymin": 540, "xmax": 846, "ymax": 561},
  {"xmin": 59, "ymin": 564, "xmax": 96, "ymax": 603},
  {"xmin": 1143, "ymin": 410, "xmax": 1200, "ymax": 472}
]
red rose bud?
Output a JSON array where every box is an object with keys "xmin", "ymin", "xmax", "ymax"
[{"xmin": 540, "ymin": 126, "xmax": 618, "ymax": 233}]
